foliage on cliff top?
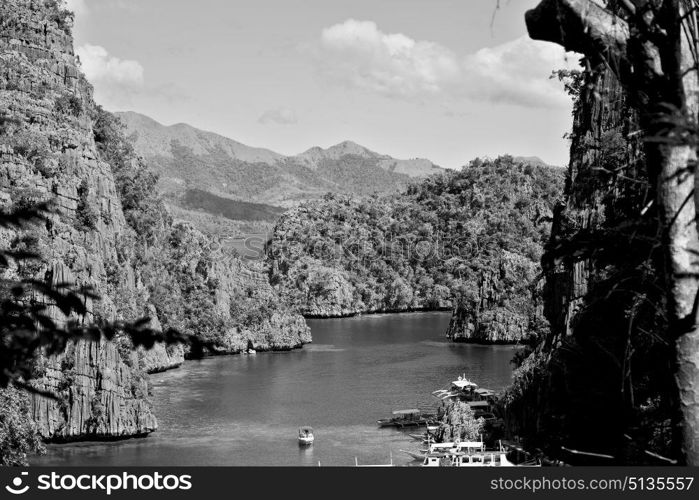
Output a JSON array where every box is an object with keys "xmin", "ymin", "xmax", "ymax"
[
  {"xmin": 267, "ymin": 156, "xmax": 564, "ymax": 325},
  {"xmin": 93, "ymin": 106, "xmax": 172, "ymax": 247}
]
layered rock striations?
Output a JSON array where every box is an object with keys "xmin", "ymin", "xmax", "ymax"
[
  {"xmin": 1, "ymin": 0, "xmax": 311, "ymax": 443},
  {"xmin": 0, "ymin": 0, "xmax": 166, "ymax": 439}
]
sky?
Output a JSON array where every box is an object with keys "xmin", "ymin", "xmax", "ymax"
[{"xmin": 65, "ymin": 0, "xmax": 579, "ymax": 168}]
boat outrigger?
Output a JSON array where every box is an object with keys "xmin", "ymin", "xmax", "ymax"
[
  {"xmin": 432, "ymin": 374, "xmax": 495, "ymax": 403},
  {"xmin": 298, "ymin": 426, "xmax": 314, "ymax": 445},
  {"xmin": 403, "ymin": 440, "xmax": 517, "ymax": 467},
  {"xmin": 377, "ymin": 409, "xmax": 432, "ymax": 428}
]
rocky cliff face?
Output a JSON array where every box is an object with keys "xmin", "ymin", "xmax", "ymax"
[
  {"xmin": 541, "ymin": 71, "xmax": 642, "ymax": 350},
  {"xmin": 210, "ymin": 257, "xmax": 311, "ymax": 352},
  {"xmin": 267, "ymin": 159, "xmax": 562, "ymax": 344},
  {"xmin": 146, "ymin": 222, "xmax": 310, "ymax": 354},
  {"xmin": 2, "ymin": 0, "xmax": 310, "ymax": 444},
  {"xmin": 446, "ymin": 251, "xmax": 539, "ymax": 343},
  {"xmin": 0, "ymin": 0, "xmax": 175, "ymax": 440},
  {"xmin": 503, "ymin": 67, "xmax": 676, "ymax": 462}
]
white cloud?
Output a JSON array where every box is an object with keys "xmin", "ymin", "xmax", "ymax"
[
  {"xmin": 318, "ymin": 19, "xmax": 461, "ymax": 98},
  {"xmin": 461, "ymin": 36, "xmax": 578, "ymax": 108},
  {"xmin": 315, "ymin": 19, "xmax": 578, "ymax": 109},
  {"xmin": 258, "ymin": 107, "xmax": 298, "ymax": 126},
  {"xmin": 76, "ymin": 44, "xmax": 144, "ymax": 108},
  {"xmin": 77, "ymin": 44, "xmax": 144, "ymax": 87}
]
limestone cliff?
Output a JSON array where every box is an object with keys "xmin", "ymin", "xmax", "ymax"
[
  {"xmin": 267, "ymin": 161, "xmax": 563, "ymax": 339},
  {"xmin": 0, "ymin": 0, "xmax": 170, "ymax": 440},
  {"xmin": 146, "ymin": 222, "xmax": 311, "ymax": 354},
  {"xmin": 2, "ymin": 0, "xmax": 309, "ymax": 444},
  {"xmin": 446, "ymin": 251, "xmax": 539, "ymax": 343},
  {"xmin": 211, "ymin": 257, "xmax": 311, "ymax": 352},
  {"xmin": 503, "ymin": 66, "xmax": 677, "ymax": 462}
]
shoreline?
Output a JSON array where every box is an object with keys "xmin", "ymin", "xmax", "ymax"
[{"xmin": 302, "ymin": 306, "xmax": 453, "ymax": 320}]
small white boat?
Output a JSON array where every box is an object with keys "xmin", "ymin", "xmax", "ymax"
[
  {"xmin": 244, "ymin": 341, "xmax": 256, "ymax": 355},
  {"xmin": 298, "ymin": 426, "xmax": 314, "ymax": 445}
]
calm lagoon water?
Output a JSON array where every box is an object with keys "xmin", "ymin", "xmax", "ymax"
[{"xmin": 33, "ymin": 312, "xmax": 517, "ymax": 466}]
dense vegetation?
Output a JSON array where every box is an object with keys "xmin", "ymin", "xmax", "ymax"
[
  {"xmin": 280, "ymin": 154, "xmax": 413, "ymax": 197},
  {"xmin": 179, "ymin": 188, "xmax": 284, "ymax": 223},
  {"xmin": 94, "ymin": 108, "xmax": 307, "ymax": 354},
  {"xmin": 93, "ymin": 107, "xmax": 172, "ymax": 247},
  {"xmin": 268, "ymin": 156, "xmax": 564, "ymax": 331},
  {"xmin": 437, "ymin": 401, "xmax": 485, "ymax": 443},
  {"xmin": 0, "ymin": 388, "xmax": 44, "ymax": 466}
]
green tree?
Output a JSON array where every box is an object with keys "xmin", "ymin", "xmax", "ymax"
[
  {"xmin": 0, "ymin": 388, "xmax": 44, "ymax": 466},
  {"xmin": 437, "ymin": 401, "xmax": 485, "ymax": 442}
]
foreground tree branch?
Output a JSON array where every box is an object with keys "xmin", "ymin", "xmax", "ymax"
[
  {"xmin": 526, "ymin": 0, "xmax": 699, "ymax": 464},
  {"xmin": 526, "ymin": 0, "xmax": 631, "ymax": 78}
]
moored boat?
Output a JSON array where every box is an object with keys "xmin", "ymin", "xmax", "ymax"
[
  {"xmin": 376, "ymin": 409, "xmax": 432, "ymax": 428},
  {"xmin": 298, "ymin": 426, "xmax": 314, "ymax": 445},
  {"xmin": 432, "ymin": 374, "xmax": 497, "ymax": 406},
  {"xmin": 404, "ymin": 439, "xmax": 485, "ymax": 461},
  {"xmin": 418, "ymin": 441, "xmax": 516, "ymax": 467}
]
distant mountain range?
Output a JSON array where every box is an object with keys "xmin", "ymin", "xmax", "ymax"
[
  {"xmin": 117, "ymin": 112, "xmax": 443, "ymax": 211},
  {"xmin": 117, "ymin": 112, "xmax": 556, "ymax": 237}
]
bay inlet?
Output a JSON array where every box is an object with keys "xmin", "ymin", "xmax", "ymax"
[{"xmin": 33, "ymin": 312, "xmax": 518, "ymax": 466}]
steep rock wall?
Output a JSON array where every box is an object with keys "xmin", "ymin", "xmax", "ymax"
[
  {"xmin": 0, "ymin": 0, "xmax": 172, "ymax": 440},
  {"xmin": 446, "ymin": 251, "xmax": 540, "ymax": 343},
  {"xmin": 503, "ymin": 67, "xmax": 676, "ymax": 462},
  {"xmin": 211, "ymin": 257, "xmax": 311, "ymax": 351},
  {"xmin": 150, "ymin": 222, "xmax": 311, "ymax": 354}
]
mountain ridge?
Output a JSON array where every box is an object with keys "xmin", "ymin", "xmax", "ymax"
[
  {"xmin": 117, "ymin": 111, "xmax": 442, "ymax": 176},
  {"xmin": 116, "ymin": 112, "xmax": 448, "ymax": 235}
]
